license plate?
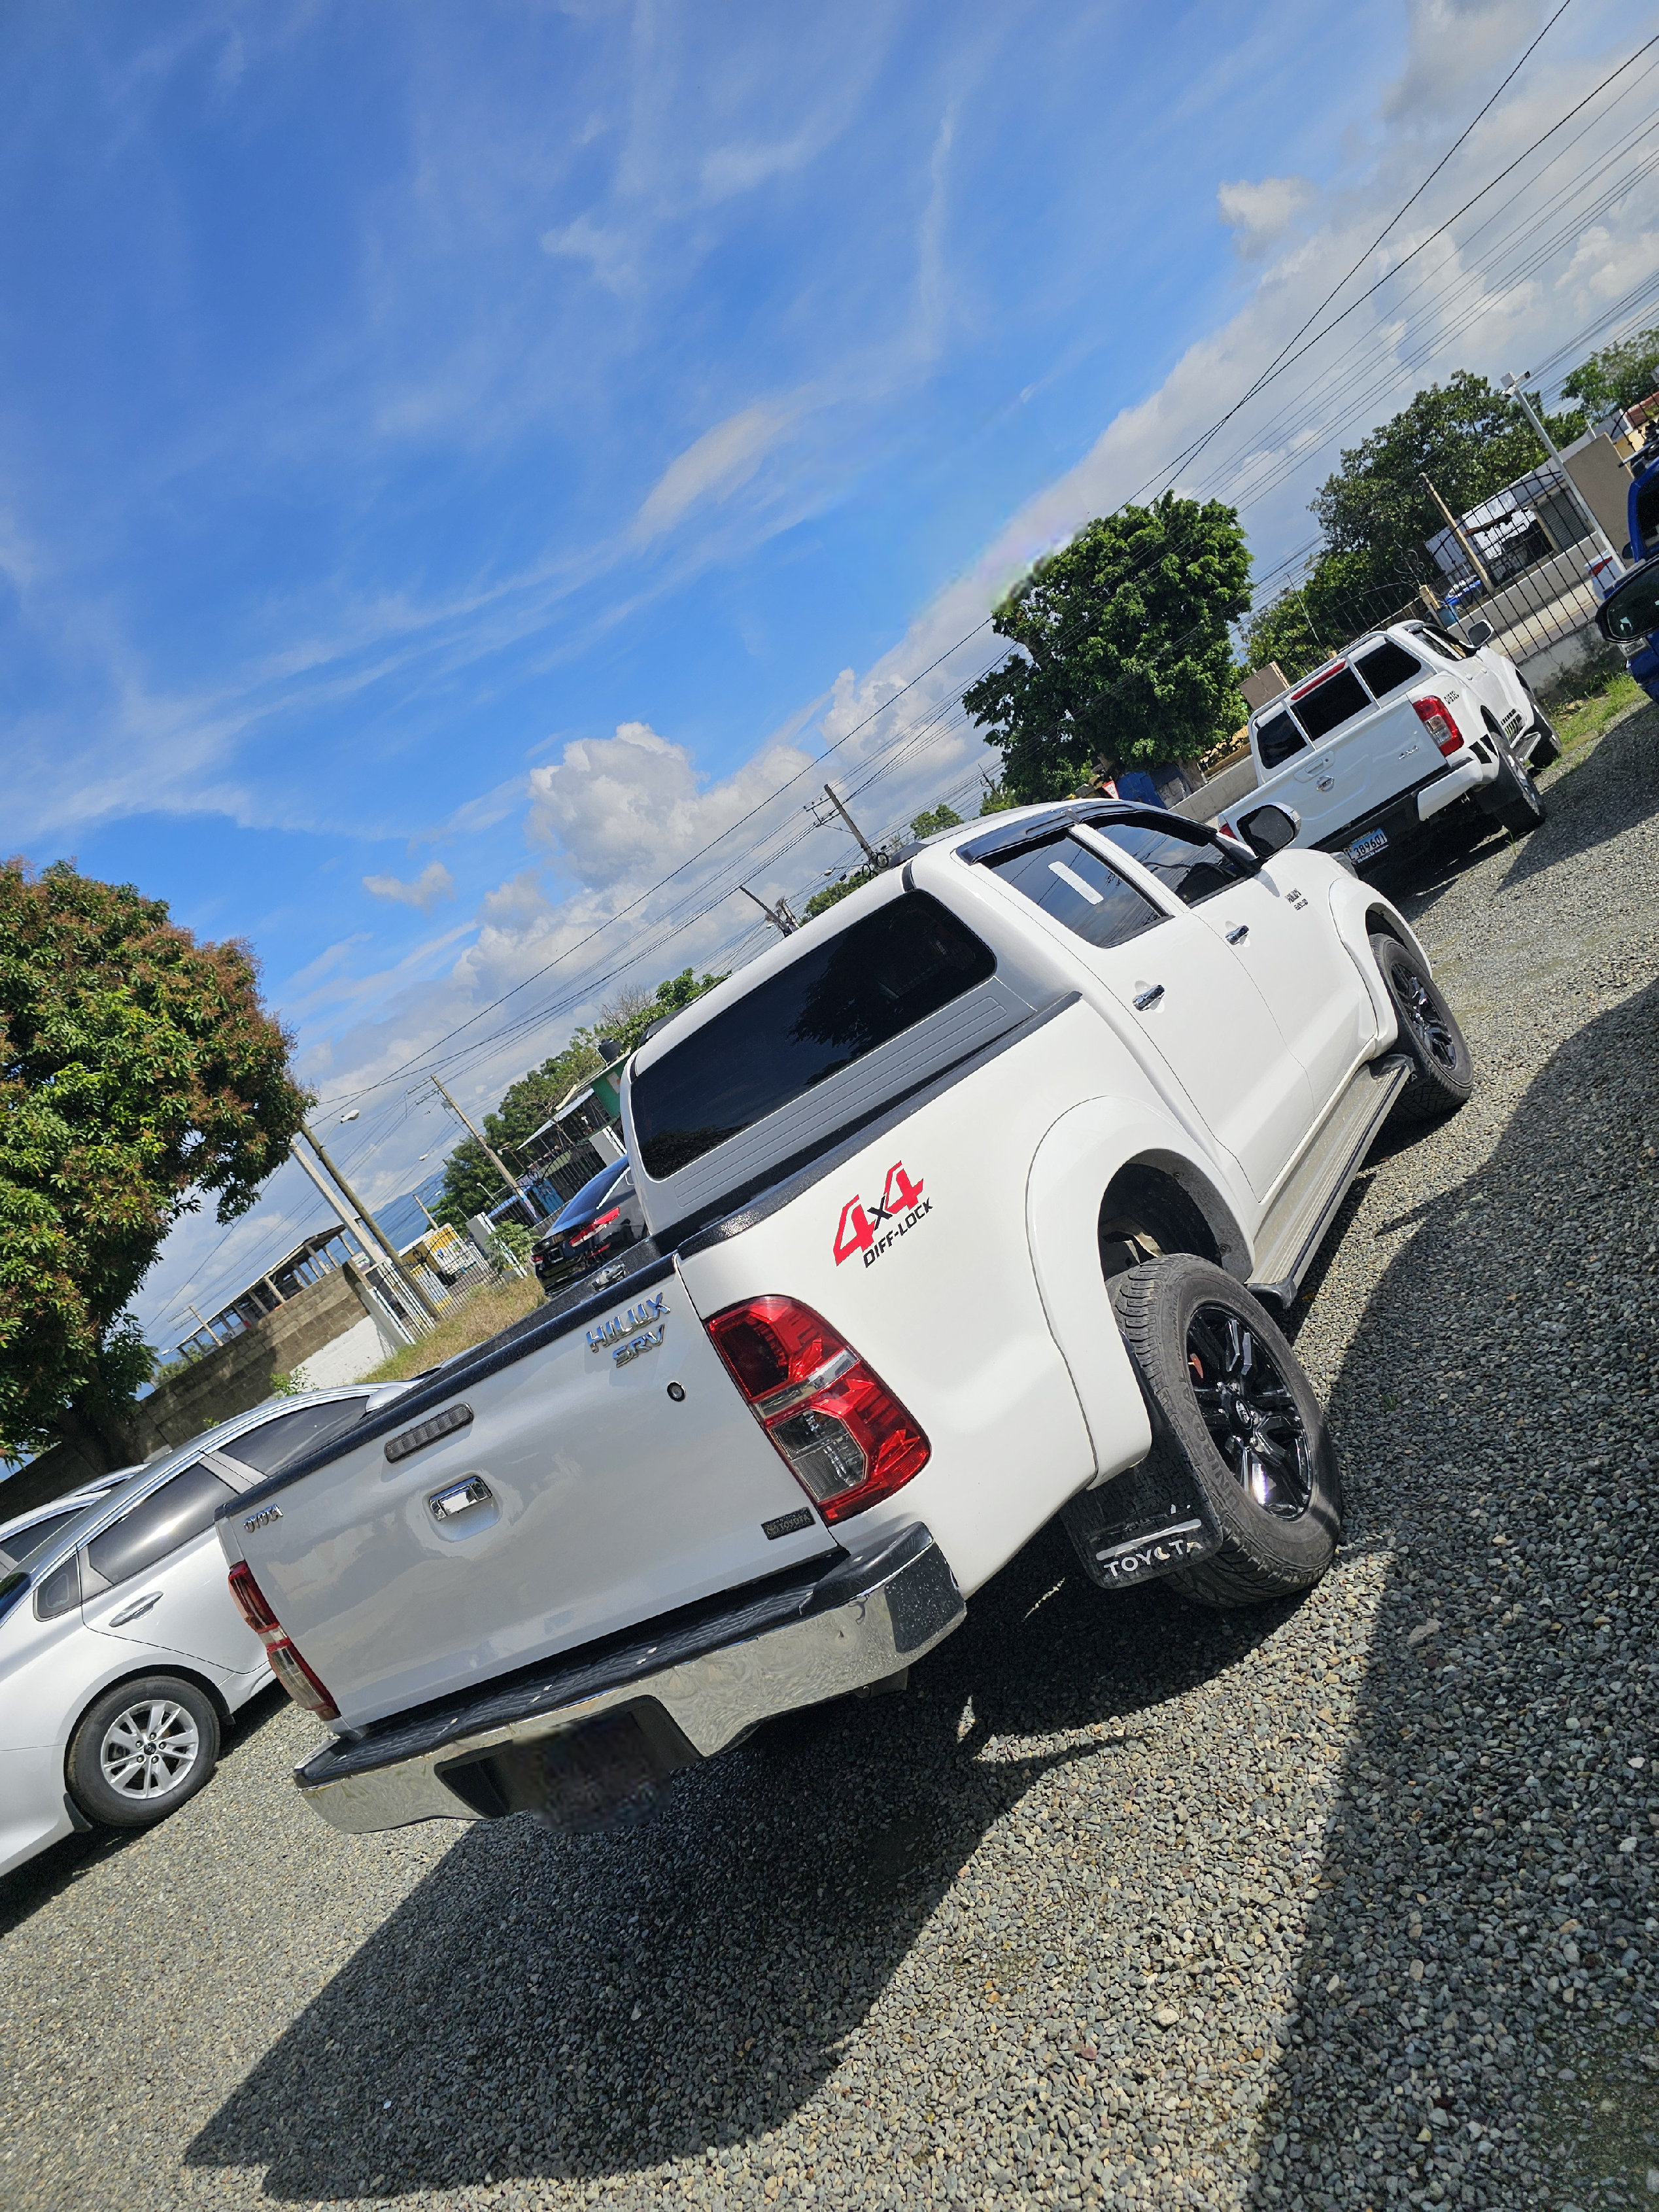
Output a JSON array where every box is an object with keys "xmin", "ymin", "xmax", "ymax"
[{"xmin": 1348, "ymin": 829, "xmax": 1388, "ymax": 862}]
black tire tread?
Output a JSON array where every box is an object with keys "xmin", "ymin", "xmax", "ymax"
[
  {"xmin": 1369, "ymin": 933, "xmax": 1473, "ymax": 1124},
  {"xmin": 66, "ymin": 1673, "xmax": 220, "ymax": 1831},
  {"xmin": 1106, "ymin": 1257, "xmax": 1340, "ymax": 1610}
]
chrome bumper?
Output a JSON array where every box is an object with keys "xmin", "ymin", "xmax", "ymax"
[{"xmin": 294, "ymin": 1521, "xmax": 963, "ymax": 1837}]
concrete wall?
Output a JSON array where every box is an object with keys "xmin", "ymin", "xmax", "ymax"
[
  {"xmin": 1, "ymin": 1262, "xmax": 395, "ymax": 1521},
  {"xmin": 1172, "ymin": 753, "xmax": 1257, "ymax": 825}
]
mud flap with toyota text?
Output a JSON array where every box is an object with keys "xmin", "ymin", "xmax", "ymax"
[{"xmin": 1059, "ymin": 1453, "xmax": 1223, "ymax": 1591}]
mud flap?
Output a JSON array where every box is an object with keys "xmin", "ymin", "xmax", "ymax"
[{"xmin": 1060, "ymin": 1452, "xmax": 1223, "ymax": 1591}]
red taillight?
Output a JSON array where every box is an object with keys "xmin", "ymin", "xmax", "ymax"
[
  {"xmin": 570, "ymin": 1206, "xmax": 623, "ymax": 1247},
  {"xmin": 228, "ymin": 1561, "xmax": 339, "ymax": 1720},
  {"xmin": 705, "ymin": 1295, "xmax": 930, "ymax": 1523},
  {"xmin": 1412, "ymin": 694, "xmax": 1464, "ymax": 756}
]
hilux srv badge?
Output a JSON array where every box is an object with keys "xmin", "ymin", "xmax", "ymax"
[{"xmin": 587, "ymin": 1291, "xmax": 668, "ymax": 1365}]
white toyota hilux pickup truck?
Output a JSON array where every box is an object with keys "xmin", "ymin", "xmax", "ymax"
[
  {"xmin": 219, "ymin": 800, "xmax": 1474, "ymax": 1842},
  {"xmin": 1222, "ymin": 619, "xmax": 1560, "ymax": 871}
]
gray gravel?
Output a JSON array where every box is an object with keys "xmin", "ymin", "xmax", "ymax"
[{"xmin": 3, "ymin": 700, "xmax": 1658, "ymax": 2212}]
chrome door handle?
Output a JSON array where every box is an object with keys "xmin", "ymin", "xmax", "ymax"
[
  {"xmin": 1225, "ymin": 924, "xmax": 1249, "ymax": 944},
  {"xmin": 1132, "ymin": 984, "xmax": 1165, "ymax": 1011},
  {"xmin": 109, "ymin": 1591, "xmax": 163, "ymax": 1627}
]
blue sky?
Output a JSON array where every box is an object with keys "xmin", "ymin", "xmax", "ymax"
[{"xmin": 5, "ymin": 0, "xmax": 1656, "ymax": 1349}]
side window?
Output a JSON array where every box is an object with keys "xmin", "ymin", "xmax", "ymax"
[
  {"xmin": 1090, "ymin": 821, "xmax": 1254, "ymax": 908},
  {"xmin": 1256, "ymin": 711, "xmax": 1305, "ymax": 770},
  {"xmin": 222, "ymin": 1399, "xmax": 368, "ymax": 1476},
  {"xmin": 84, "ymin": 1464, "xmax": 234, "ymax": 1589},
  {"xmin": 33, "ymin": 1553, "xmax": 80, "ymax": 1621},
  {"xmin": 985, "ymin": 834, "xmax": 1163, "ymax": 950},
  {"xmin": 1354, "ymin": 639, "xmax": 1423, "ymax": 696}
]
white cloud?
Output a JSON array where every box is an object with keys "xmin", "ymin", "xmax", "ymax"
[
  {"xmin": 527, "ymin": 717, "xmax": 817, "ymax": 889},
  {"xmin": 362, "ymin": 859, "xmax": 456, "ymax": 911},
  {"xmin": 1218, "ymin": 175, "xmax": 1316, "ymax": 260},
  {"xmin": 634, "ymin": 402, "xmax": 799, "ymax": 540}
]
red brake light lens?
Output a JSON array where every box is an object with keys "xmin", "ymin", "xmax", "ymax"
[
  {"xmin": 570, "ymin": 1206, "xmax": 623, "ymax": 1247},
  {"xmin": 227, "ymin": 1561, "xmax": 338, "ymax": 1719},
  {"xmin": 705, "ymin": 1296, "xmax": 929, "ymax": 1523},
  {"xmin": 1412, "ymin": 695, "xmax": 1463, "ymax": 756}
]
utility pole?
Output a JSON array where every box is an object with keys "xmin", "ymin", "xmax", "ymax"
[
  {"xmin": 428, "ymin": 1075, "xmax": 534, "ymax": 1208},
  {"xmin": 738, "ymin": 884, "xmax": 799, "ymax": 937},
  {"xmin": 1420, "ymin": 472, "xmax": 1494, "ymax": 592},
  {"xmin": 808, "ymin": 781, "xmax": 885, "ymax": 868},
  {"xmin": 289, "ymin": 1141, "xmax": 423, "ymax": 1338},
  {"xmin": 1502, "ymin": 371, "xmax": 1618, "ymax": 562},
  {"xmin": 299, "ymin": 1124, "xmax": 441, "ymax": 1323}
]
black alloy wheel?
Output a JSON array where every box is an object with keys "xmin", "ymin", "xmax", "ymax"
[
  {"xmin": 1369, "ymin": 932, "xmax": 1474, "ymax": 1122},
  {"xmin": 1185, "ymin": 1304, "xmax": 1313, "ymax": 1520},
  {"xmin": 1104, "ymin": 1254, "xmax": 1341, "ymax": 1608}
]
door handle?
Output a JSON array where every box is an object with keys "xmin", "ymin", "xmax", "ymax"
[
  {"xmin": 109, "ymin": 1591, "xmax": 163, "ymax": 1627},
  {"xmin": 1225, "ymin": 924, "xmax": 1249, "ymax": 944},
  {"xmin": 1132, "ymin": 984, "xmax": 1165, "ymax": 1011}
]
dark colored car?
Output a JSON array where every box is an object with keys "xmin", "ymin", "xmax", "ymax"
[{"xmin": 530, "ymin": 1156, "xmax": 644, "ymax": 1296}]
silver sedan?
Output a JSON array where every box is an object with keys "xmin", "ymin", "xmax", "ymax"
[{"xmin": 0, "ymin": 1383, "xmax": 413, "ymax": 1877}]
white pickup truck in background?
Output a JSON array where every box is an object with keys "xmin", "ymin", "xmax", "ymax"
[
  {"xmin": 1222, "ymin": 620, "xmax": 1561, "ymax": 871},
  {"xmin": 218, "ymin": 800, "xmax": 1475, "ymax": 1848}
]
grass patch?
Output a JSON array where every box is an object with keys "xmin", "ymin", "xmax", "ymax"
[
  {"xmin": 1541, "ymin": 654, "xmax": 1645, "ymax": 756},
  {"xmin": 357, "ymin": 1275, "xmax": 543, "ymax": 1385}
]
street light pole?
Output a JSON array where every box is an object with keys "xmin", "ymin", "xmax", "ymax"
[
  {"xmin": 1503, "ymin": 372, "xmax": 1617, "ymax": 562},
  {"xmin": 298, "ymin": 1124, "xmax": 441, "ymax": 1324}
]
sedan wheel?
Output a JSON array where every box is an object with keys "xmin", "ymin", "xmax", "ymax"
[{"xmin": 68, "ymin": 1674, "xmax": 220, "ymax": 1831}]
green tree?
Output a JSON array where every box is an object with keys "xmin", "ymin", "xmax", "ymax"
[
  {"xmin": 908, "ymin": 801, "xmax": 963, "ymax": 839},
  {"xmin": 962, "ymin": 494, "xmax": 1252, "ymax": 804},
  {"xmin": 0, "ymin": 859, "xmax": 308, "ymax": 1467},
  {"xmin": 1560, "ymin": 326, "xmax": 1659, "ymax": 415},
  {"xmin": 1243, "ymin": 372, "xmax": 1584, "ymax": 682},
  {"xmin": 434, "ymin": 968, "xmax": 725, "ymax": 1228}
]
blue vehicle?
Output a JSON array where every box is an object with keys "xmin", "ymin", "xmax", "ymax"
[{"xmin": 1596, "ymin": 432, "xmax": 1659, "ymax": 702}]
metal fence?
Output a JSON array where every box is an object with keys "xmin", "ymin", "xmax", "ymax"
[{"xmin": 1446, "ymin": 535, "xmax": 1606, "ymax": 663}]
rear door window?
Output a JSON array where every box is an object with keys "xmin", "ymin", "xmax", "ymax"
[
  {"xmin": 630, "ymin": 893, "xmax": 995, "ymax": 1180},
  {"xmin": 220, "ymin": 1399, "xmax": 369, "ymax": 1476},
  {"xmin": 3, "ymin": 1510, "xmax": 82, "ymax": 1569},
  {"xmin": 983, "ymin": 834, "xmax": 1163, "ymax": 948},
  {"xmin": 1255, "ymin": 711, "xmax": 1306, "ymax": 770},
  {"xmin": 1354, "ymin": 638, "xmax": 1422, "ymax": 696},
  {"xmin": 1290, "ymin": 665, "xmax": 1372, "ymax": 740},
  {"xmin": 84, "ymin": 1463, "xmax": 235, "ymax": 1589}
]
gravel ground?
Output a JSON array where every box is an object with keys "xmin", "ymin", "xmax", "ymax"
[{"xmin": 3, "ymin": 701, "xmax": 1657, "ymax": 2212}]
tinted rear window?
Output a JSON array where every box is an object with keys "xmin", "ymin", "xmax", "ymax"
[
  {"xmin": 1354, "ymin": 638, "xmax": 1422, "ymax": 695},
  {"xmin": 2, "ymin": 1510, "xmax": 81, "ymax": 1570},
  {"xmin": 86, "ymin": 1463, "xmax": 233, "ymax": 1588},
  {"xmin": 224, "ymin": 1400, "xmax": 369, "ymax": 1476},
  {"xmin": 1291, "ymin": 666, "xmax": 1371, "ymax": 740},
  {"xmin": 630, "ymin": 893, "xmax": 995, "ymax": 1180},
  {"xmin": 985, "ymin": 834, "xmax": 1162, "ymax": 950},
  {"xmin": 1256, "ymin": 711, "xmax": 1305, "ymax": 770}
]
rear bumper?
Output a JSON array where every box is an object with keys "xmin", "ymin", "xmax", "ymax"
[
  {"xmin": 293, "ymin": 1521, "xmax": 964, "ymax": 1837},
  {"xmin": 1312, "ymin": 750, "xmax": 1499, "ymax": 862}
]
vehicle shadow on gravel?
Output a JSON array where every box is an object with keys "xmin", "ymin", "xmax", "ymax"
[
  {"xmin": 186, "ymin": 1530, "xmax": 1302, "ymax": 2199},
  {"xmin": 1240, "ymin": 976, "xmax": 1659, "ymax": 2211}
]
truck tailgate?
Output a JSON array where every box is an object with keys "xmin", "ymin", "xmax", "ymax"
[
  {"xmin": 1274, "ymin": 697, "xmax": 1428, "ymax": 846},
  {"xmin": 229, "ymin": 1258, "xmax": 838, "ymax": 1728}
]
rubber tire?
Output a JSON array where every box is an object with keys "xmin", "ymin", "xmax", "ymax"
[
  {"xmin": 1484, "ymin": 740, "xmax": 1547, "ymax": 833},
  {"xmin": 1369, "ymin": 931, "xmax": 1474, "ymax": 1123},
  {"xmin": 1526, "ymin": 714, "xmax": 1562, "ymax": 770},
  {"xmin": 67, "ymin": 1674, "xmax": 220, "ymax": 1831},
  {"xmin": 1106, "ymin": 1256, "xmax": 1341, "ymax": 1609}
]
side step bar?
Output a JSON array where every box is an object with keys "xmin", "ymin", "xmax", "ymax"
[{"xmin": 1248, "ymin": 1054, "xmax": 1412, "ymax": 1307}]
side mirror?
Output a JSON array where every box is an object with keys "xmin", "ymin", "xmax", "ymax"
[
  {"xmin": 1462, "ymin": 619, "xmax": 1493, "ymax": 649},
  {"xmin": 1595, "ymin": 558, "xmax": 1659, "ymax": 643},
  {"xmin": 1235, "ymin": 803, "xmax": 1300, "ymax": 860}
]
